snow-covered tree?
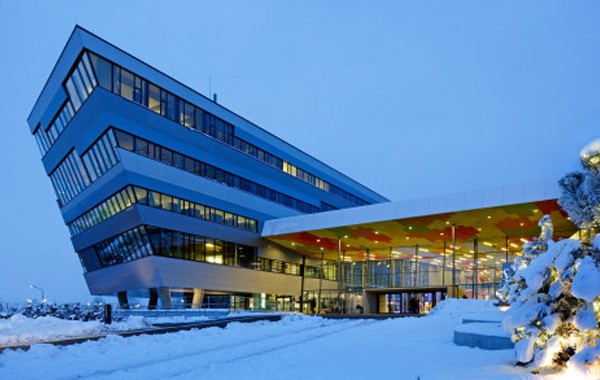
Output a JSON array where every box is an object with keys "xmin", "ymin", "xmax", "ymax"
[
  {"xmin": 558, "ymin": 139, "xmax": 600, "ymax": 245},
  {"xmin": 501, "ymin": 139, "xmax": 600, "ymax": 376}
]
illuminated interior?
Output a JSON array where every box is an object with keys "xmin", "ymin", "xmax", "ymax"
[{"xmin": 264, "ymin": 198, "xmax": 578, "ymax": 303}]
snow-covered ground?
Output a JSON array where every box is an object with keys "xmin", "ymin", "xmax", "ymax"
[
  {"xmin": 0, "ymin": 300, "xmax": 570, "ymax": 379},
  {"xmin": 0, "ymin": 314, "xmax": 149, "ymax": 347}
]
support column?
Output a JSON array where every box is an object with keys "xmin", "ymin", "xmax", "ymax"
[
  {"xmin": 473, "ymin": 238, "xmax": 478, "ymax": 299},
  {"xmin": 414, "ymin": 244, "xmax": 419, "ymax": 287},
  {"xmin": 388, "ymin": 247, "xmax": 393, "ymax": 287},
  {"xmin": 158, "ymin": 287, "xmax": 172, "ymax": 309},
  {"xmin": 452, "ymin": 224, "xmax": 457, "ymax": 298},
  {"xmin": 299, "ymin": 255, "xmax": 306, "ymax": 313},
  {"xmin": 192, "ymin": 289, "xmax": 204, "ymax": 309},
  {"xmin": 317, "ymin": 251, "xmax": 324, "ymax": 314},
  {"xmin": 362, "ymin": 254, "xmax": 367, "ymax": 289},
  {"xmin": 337, "ymin": 239, "xmax": 342, "ymax": 313},
  {"xmin": 390, "ymin": 248, "xmax": 396, "ymax": 287},
  {"xmin": 148, "ymin": 288, "xmax": 158, "ymax": 310},
  {"xmin": 442, "ymin": 241, "xmax": 446, "ymax": 286},
  {"xmin": 117, "ymin": 291, "xmax": 129, "ymax": 310},
  {"xmin": 365, "ymin": 249, "xmax": 370, "ymax": 288}
]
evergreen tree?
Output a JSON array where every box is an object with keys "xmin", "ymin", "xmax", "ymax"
[{"xmin": 501, "ymin": 139, "xmax": 600, "ymax": 376}]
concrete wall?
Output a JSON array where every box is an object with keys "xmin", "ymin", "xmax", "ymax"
[{"xmin": 84, "ymin": 255, "xmax": 337, "ymax": 296}]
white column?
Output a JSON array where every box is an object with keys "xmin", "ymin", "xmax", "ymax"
[{"xmin": 192, "ymin": 289, "xmax": 204, "ymax": 309}]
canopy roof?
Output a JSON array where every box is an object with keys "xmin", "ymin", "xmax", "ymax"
[{"xmin": 262, "ymin": 179, "xmax": 577, "ymax": 262}]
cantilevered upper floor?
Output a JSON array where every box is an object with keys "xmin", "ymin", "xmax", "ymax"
[{"xmin": 26, "ymin": 26, "xmax": 389, "ymax": 214}]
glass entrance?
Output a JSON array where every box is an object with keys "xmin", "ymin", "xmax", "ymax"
[{"xmin": 377, "ymin": 288, "xmax": 447, "ymax": 314}]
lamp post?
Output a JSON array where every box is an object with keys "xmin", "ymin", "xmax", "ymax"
[{"xmin": 29, "ymin": 284, "xmax": 45, "ymax": 302}]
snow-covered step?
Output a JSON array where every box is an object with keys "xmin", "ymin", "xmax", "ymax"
[{"xmin": 453, "ymin": 322, "xmax": 514, "ymax": 350}]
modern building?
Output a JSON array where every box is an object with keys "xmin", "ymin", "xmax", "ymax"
[{"xmin": 28, "ymin": 26, "xmax": 578, "ymax": 313}]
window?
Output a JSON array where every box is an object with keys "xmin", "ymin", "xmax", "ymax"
[
  {"xmin": 81, "ymin": 53, "xmax": 368, "ymax": 208},
  {"xmin": 89, "ymin": 53, "xmax": 112, "ymax": 90},
  {"xmin": 182, "ymin": 102, "xmax": 194, "ymax": 128},
  {"xmin": 134, "ymin": 76, "xmax": 146, "ymax": 105},
  {"xmin": 50, "ymin": 150, "xmax": 91, "ymax": 205},
  {"xmin": 119, "ymin": 69, "xmax": 135, "ymax": 101},
  {"xmin": 148, "ymin": 83, "xmax": 161, "ymax": 113},
  {"xmin": 81, "ymin": 131, "xmax": 120, "ymax": 181}
]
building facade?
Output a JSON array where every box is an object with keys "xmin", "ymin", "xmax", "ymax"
[
  {"xmin": 28, "ymin": 26, "xmax": 579, "ymax": 314},
  {"xmin": 27, "ymin": 26, "xmax": 388, "ymax": 309}
]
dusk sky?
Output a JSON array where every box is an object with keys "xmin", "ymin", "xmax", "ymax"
[{"xmin": 1, "ymin": 1, "xmax": 599, "ymax": 302}]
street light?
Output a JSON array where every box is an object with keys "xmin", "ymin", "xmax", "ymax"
[{"xmin": 29, "ymin": 284, "xmax": 45, "ymax": 302}]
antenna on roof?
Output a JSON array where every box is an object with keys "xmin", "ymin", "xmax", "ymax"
[{"xmin": 209, "ymin": 73, "xmax": 217, "ymax": 103}]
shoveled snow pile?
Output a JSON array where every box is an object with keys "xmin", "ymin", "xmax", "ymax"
[
  {"xmin": 0, "ymin": 314, "xmax": 148, "ymax": 347},
  {"xmin": 429, "ymin": 298, "xmax": 506, "ymax": 323}
]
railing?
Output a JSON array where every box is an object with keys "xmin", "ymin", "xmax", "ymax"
[{"xmin": 113, "ymin": 295, "xmax": 296, "ymax": 321}]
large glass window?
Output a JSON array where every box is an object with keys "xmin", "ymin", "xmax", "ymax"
[
  {"xmin": 50, "ymin": 150, "xmax": 91, "ymax": 205},
  {"xmin": 113, "ymin": 129, "xmax": 320, "ymax": 214},
  {"xmin": 119, "ymin": 69, "xmax": 135, "ymax": 101},
  {"xmin": 148, "ymin": 83, "xmax": 161, "ymax": 113},
  {"xmin": 81, "ymin": 131, "xmax": 120, "ymax": 181},
  {"xmin": 89, "ymin": 53, "xmax": 112, "ymax": 90},
  {"xmin": 81, "ymin": 51, "xmax": 368, "ymax": 208}
]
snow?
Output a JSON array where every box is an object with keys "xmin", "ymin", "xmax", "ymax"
[
  {"xmin": 515, "ymin": 336, "xmax": 536, "ymax": 364},
  {"xmin": 0, "ymin": 300, "xmax": 544, "ymax": 380},
  {"xmin": 575, "ymin": 304, "xmax": 597, "ymax": 331},
  {"xmin": 571, "ymin": 255, "xmax": 600, "ymax": 302},
  {"xmin": 0, "ymin": 314, "xmax": 148, "ymax": 347},
  {"xmin": 580, "ymin": 139, "xmax": 600, "ymax": 166}
]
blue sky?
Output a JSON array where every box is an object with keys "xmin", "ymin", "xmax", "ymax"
[{"xmin": 1, "ymin": 1, "xmax": 599, "ymax": 302}]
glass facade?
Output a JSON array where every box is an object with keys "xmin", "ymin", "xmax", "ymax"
[
  {"xmin": 77, "ymin": 224, "xmax": 341, "ymax": 283},
  {"xmin": 49, "ymin": 130, "xmax": 120, "ymax": 206},
  {"xmin": 36, "ymin": 52, "xmax": 97, "ymax": 155},
  {"xmin": 67, "ymin": 185, "xmax": 259, "ymax": 236},
  {"xmin": 113, "ymin": 129, "xmax": 321, "ymax": 214},
  {"xmin": 86, "ymin": 51, "xmax": 368, "ymax": 207},
  {"xmin": 49, "ymin": 150, "xmax": 91, "ymax": 205},
  {"xmin": 79, "ymin": 226, "xmax": 153, "ymax": 271},
  {"xmin": 80, "ymin": 131, "xmax": 120, "ymax": 181}
]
